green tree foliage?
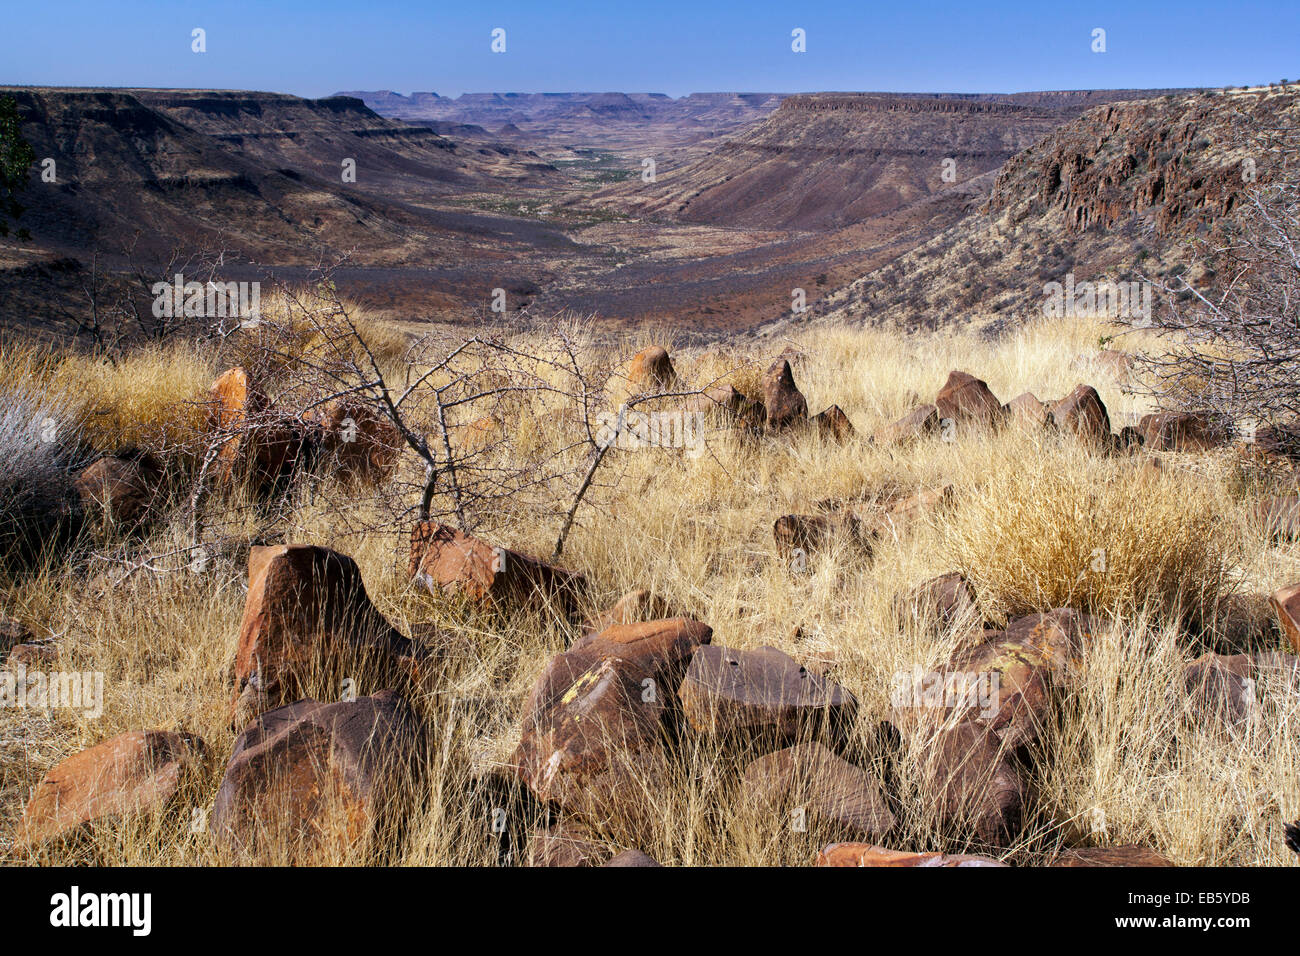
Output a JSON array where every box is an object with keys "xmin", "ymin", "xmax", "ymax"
[{"xmin": 0, "ymin": 95, "xmax": 36, "ymax": 240}]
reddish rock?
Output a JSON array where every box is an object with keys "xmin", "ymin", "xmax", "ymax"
[
  {"xmin": 684, "ymin": 384, "xmax": 766, "ymax": 434},
  {"xmin": 73, "ymin": 452, "xmax": 165, "ymax": 530},
  {"xmin": 515, "ymin": 618, "xmax": 711, "ymax": 827},
  {"xmin": 894, "ymin": 572, "xmax": 980, "ymax": 636},
  {"xmin": 812, "ymin": 405, "xmax": 856, "ymax": 443},
  {"xmin": 5, "ymin": 641, "xmax": 57, "ymax": 672},
  {"xmin": 14, "ymin": 730, "xmax": 207, "ymax": 852},
  {"xmin": 409, "ymin": 522, "xmax": 586, "ymax": 621},
  {"xmin": 303, "ymin": 399, "xmax": 400, "ymax": 485},
  {"xmin": 773, "ymin": 511, "xmax": 871, "ymax": 563},
  {"xmin": 1184, "ymin": 652, "xmax": 1256, "ymax": 725},
  {"xmin": 816, "ymin": 842, "xmax": 1005, "ymax": 867},
  {"xmin": 526, "ymin": 822, "xmax": 603, "ymax": 867},
  {"xmin": 1270, "ymin": 582, "xmax": 1300, "ymax": 654},
  {"xmin": 1049, "ymin": 384, "xmax": 1111, "ymax": 443},
  {"xmin": 1053, "ymin": 845, "xmax": 1174, "ymax": 867},
  {"xmin": 211, "ymin": 691, "xmax": 424, "ymax": 860},
  {"xmin": 918, "ymin": 720, "xmax": 1023, "ymax": 844},
  {"xmin": 1138, "ymin": 411, "xmax": 1226, "ymax": 452},
  {"xmin": 873, "ymin": 404, "xmax": 939, "ymax": 446},
  {"xmin": 678, "ymin": 644, "xmax": 857, "ymax": 742},
  {"xmin": 582, "ymin": 588, "xmax": 677, "ymax": 637},
  {"xmin": 935, "ymin": 371, "xmax": 1003, "ymax": 431},
  {"xmin": 603, "ymin": 848, "xmax": 662, "ymax": 867},
  {"xmin": 742, "ymin": 743, "xmax": 895, "ymax": 839},
  {"xmin": 1004, "ymin": 392, "xmax": 1052, "ymax": 429},
  {"xmin": 208, "ymin": 366, "xmax": 306, "ymax": 489},
  {"xmin": 867, "ymin": 484, "xmax": 954, "ymax": 540},
  {"xmin": 231, "ymin": 544, "xmax": 420, "ymax": 730},
  {"xmin": 627, "ymin": 346, "xmax": 676, "ymax": 391},
  {"xmin": 762, "ymin": 358, "xmax": 809, "ymax": 432}
]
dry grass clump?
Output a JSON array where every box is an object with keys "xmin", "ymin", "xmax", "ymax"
[{"xmin": 945, "ymin": 438, "xmax": 1238, "ymax": 626}]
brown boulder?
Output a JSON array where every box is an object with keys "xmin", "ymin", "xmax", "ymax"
[
  {"xmin": 515, "ymin": 618, "xmax": 711, "ymax": 827},
  {"xmin": 1053, "ymin": 845, "xmax": 1174, "ymax": 867},
  {"xmin": 742, "ymin": 743, "xmax": 894, "ymax": 839},
  {"xmin": 73, "ymin": 452, "xmax": 165, "ymax": 530},
  {"xmin": 208, "ymin": 366, "xmax": 306, "ymax": 489},
  {"xmin": 1, "ymin": 615, "xmax": 35, "ymax": 657},
  {"xmin": 873, "ymin": 404, "xmax": 939, "ymax": 446},
  {"xmin": 409, "ymin": 522, "xmax": 586, "ymax": 621},
  {"xmin": 230, "ymin": 544, "xmax": 420, "ymax": 729},
  {"xmin": 1138, "ymin": 411, "xmax": 1226, "ymax": 452},
  {"xmin": 627, "ymin": 346, "xmax": 676, "ymax": 391},
  {"xmin": 816, "ymin": 842, "xmax": 1005, "ymax": 867},
  {"xmin": 917, "ymin": 720, "xmax": 1023, "ymax": 843},
  {"xmin": 526, "ymin": 821, "xmax": 603, "ymax": 867},
  {"xmin": 1003, "ymin": 392, "xmax": 1052, "ymax": 429},
  {"xmin": 678, "ymin": 644, "xmax": 857, "ymax": 742},
  {"xmin": 14, "ymin": 730, "xmax": 207, "ymax": 852},
  {"xmin": 1049, "ymin": 385, "xmax": 1111, "ymax": 443},
  {"xmin": 935, "ymin": 371, "xmax": 1003, "ymax": 431},
  {"xmin": 603, "ymin": 848, "xmax": 662, "ymax": 867},
  {"xmin": 762, "ymin": 358, "xmax": 809, "ymax": 432},
  {"xmin": 894, "ymin": 572, "xmax": 980, "ymax": 637},
  {"xmin": 211, "ymin": 690, "xmax": 424, "ymax": 861},
  {"xmin": 812, "ymin": 405, "xmax": 856, "ymax": 443},
  {"xmin": 303, "ymin": 399, "xmax": 400, "ymax": 485},
  {"xmin": 582, "ymin": 588, "xmax": 677, "ymax": 637},
  {"xmin": 683, "ymin": 384, "xmax": 766, "ymax": 434},
  {"xmin": 773, "ymin": 511, "xmax": 871, "ymax": 564},
  {"xmin": 1270, "ymin": 582, "xmax": 1300, "ymax": 654}
]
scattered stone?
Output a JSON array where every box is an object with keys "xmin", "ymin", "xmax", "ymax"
[
  {"xmin": 582, "ymin": 588, "xmax": 677, "ymax": 637},
  {"xmin": 526, "ymin": 821, "xmax": 603, "ymax": 867},
  {"xmin": 230, "ymin": 544, "xmax": 421, "ymax": 730},
  {"xmin": 869, "ymin": 484, "xmax": 954, "ymax": 539},
  {"xmin": 873, "ymin": 404, "xmax": 939, "ymax": 446},
  {"xmin": 742, "ymin": 743, "xmax": 895, "ymax": 839},
  {"xmin": 935, "ymin": 370, "xmax": 1003, "ymax": 431},
  {"xmin": 684, "ymin": 384, "xmax": 766, "ymax": 434},
  {"xmin": 208, "ymin": 366, "xmax": 306, "ymax": 490},
  {"xmin": 73, "ymin": 451, "xmax": 165, "ymax": 530},
  {"xmin": 894, "ymin": 572, "xmax": 980, "ymax": 637},
  {"xmin": 1049, "ymin": 384, "xmax": 1111, "ymax": 443},
  {"xmin": 1053, "ymin": 845, "xmax": 1174, "ymax": 867},
  {"xmin": 762, "ymin": 358, "xmax": 808, "ymax": 432},
  {"xmin": 1270, "ymin": 582, "xmax": 1300, "ymax": 654},
  {"xmin": 1255, "ymin": 496, "xmax": 1300, "ymax": 541},
  {"xmin": 1003, "ymin": 392, "xmax": 1052, "ymax": 429},
  {"xmin": 627, "ymin": 346, "xmax": 676, "ymax": 391},
  {"xmin": 1138, "ymin": 411, "xmax": 1226, "ymax": 452},
  {"xmin": 409, "ymin": 521, "xmax": 586, "ymax": 621},
  {"xmin": 515, "ymin": 618, "xmax": 712, "ymax": 828},
  {"xmin": 773, "ymin": 511, "xmax": 870, "ymax": 563},
  {"xmin": 5, "ymin": 641, "xmax": 57, "ymax": 672},
  {"xmin": 1184, "ymin": 652, "xmax": 1256, "ymax": 725},
  {"xmin": 812, "ymin": 405, "xmax": 856, "ymax": 443},
  {"xmin": 14, "ymin": 730, "xmax": 207, "ymax": 852},
  {"xmin": 603, "ymin": 849, "xmax": 662, "ymax": 867},
  {"xmin": 211, "ymin": 690, "xmax": 424, "ymax": 860},
  {"xmin": 917, "ymin": 720, "xmax": 1023, "ymax": 844},
  {"xmin": 678, "ymin": 644, "xmax": 857, "ymax": 743},
  {"xmin": 816, "ymin": 842, "xmax": 1005, "ymax": 867},
  {"xmin": 303, "ymin": 399, "xmax": 400, "ymax": 485}
]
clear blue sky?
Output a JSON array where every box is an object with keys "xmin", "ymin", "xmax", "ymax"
[{"xmin": 2, "ymin": 0, "xmax": 1296, "ymax": 98}]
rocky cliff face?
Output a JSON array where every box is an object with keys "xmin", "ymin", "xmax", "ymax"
[{"xmin": 798, "ymin": 88, "xmax": 1300, "ymax": 333}]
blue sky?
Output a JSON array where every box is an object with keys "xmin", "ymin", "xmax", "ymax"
[{"xmin": 2, "ymin": 0, "xmax": 1296, "ymax": 98}]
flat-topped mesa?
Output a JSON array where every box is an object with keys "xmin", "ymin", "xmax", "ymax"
[{"xmin": 780, "ymin": 94, "xmax": 1044, "ymax": 116}]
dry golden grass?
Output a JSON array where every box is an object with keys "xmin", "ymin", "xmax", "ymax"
[{"xmin": 3, "ymin": 311, "xmax": 1300, "ymax": 866}]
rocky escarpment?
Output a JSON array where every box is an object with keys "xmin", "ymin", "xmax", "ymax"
[
  {"xmin": 985, "ymin": 92, "xmax": 1287, "ymax": 237},
  {"xmin": 795, "ymin": 88, "xmax": 1300, "ymax": 333}
]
